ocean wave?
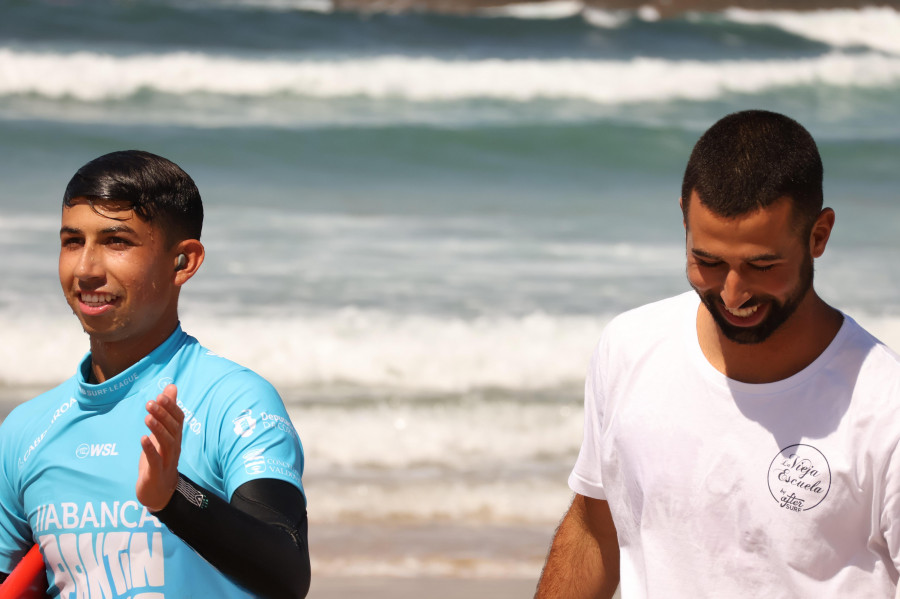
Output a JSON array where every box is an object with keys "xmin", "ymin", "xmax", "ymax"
[
  {"xmin": 306, "ymin": 475, "xmax": 573, "ymax": 525},
  {"xmin": 295, "ymin": 398, "xmax": 582, "ymax": 470},
  {"xmin": 475, "ymin": 2, "xmax": 661, "ymax": 26},
  {"xmin": 0, "ymin": 310, "xmax": 607, "ymax": 391},
  {"xmin": 723, "ymin": 7, "xmax": 900, "ymax": 56},
  {"xmin": 202, "ymin": 0, "xmax": 335, "ymax": 13},
  {"xmin": 2, "ymin": 48, "xmax": 900, "ymax": 104},
  {"xmin": 7, "ymin": 307, "xmax": 900, "ymax": 392},
  {"xmin": 476, "ymin": 0, "xmax": 588, "ymax": 20}
]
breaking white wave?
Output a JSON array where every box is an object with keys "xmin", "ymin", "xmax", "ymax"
[
  {"xmin": 0, "ymin": 309, "xmax": 607, "ymax": 391},
  {"xmin": 209, "ymin": 0, "xmax": 335, "ymax": 12},
  {"xmin": 724, "ymin": 7, "xmax": 900, "ymax": 56},
  {"xmin": 3, "ymin": 48, "xmax": 900, "ymax": 104},
  {"xmin": 6, "ymin": 306, "xmax": 900, "ymax": 392},
  {"xmin": 476, "ymin": 0, "xmax": 584, "ymax": 19}
]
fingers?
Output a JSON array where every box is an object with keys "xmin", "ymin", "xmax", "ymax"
[
  {"xmin": 140, "ymin": 434, "xmax": 163, "ymax": 470},
  {"xmin": 146, "ymin": 384, "xmax": 184, "ymax": 429},
  {"xmin": 137, "ymin": 384, "xmax": 184, "ymax": 512},
  {"xmin": 144, "ymin": 384, "xmax": 185, "ymax": 463},
  {"xmin": 153, "ymin": 384, "xmax": 184, "ymax": 425}
]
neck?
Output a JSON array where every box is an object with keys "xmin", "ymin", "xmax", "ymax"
[
  {"xmin": 87, "ymin": 320, "xmax": 178, "ymax": 384},
  {"xmin": 697, "ymin": 291, "xmax": 843, "ymax": 384}
]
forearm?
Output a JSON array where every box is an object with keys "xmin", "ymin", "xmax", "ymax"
[
  {"xmin": 153, "ymin": 474, "xmax": 310, "ymax": 599},
  {"xmin": 535, "ymin": 494, "xmax": 620, "ymax": 599}
]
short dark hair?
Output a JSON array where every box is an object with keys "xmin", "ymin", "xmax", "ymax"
[
  {"xmin": 681, "ymin": 110, "xmax": 823, "ymax": 233},
  {"xmin": 63, "ymin": 150, "xmax": 203, "ymax": 245}
]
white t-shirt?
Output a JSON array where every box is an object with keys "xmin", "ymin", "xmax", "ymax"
[{"xmin": 570, "ymin": 292, "xmax": 900, "ymax": 598}]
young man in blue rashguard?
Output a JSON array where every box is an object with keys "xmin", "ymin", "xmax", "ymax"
[{"xmin": 0, "ymin": 151, "xmax": 310, "ymax": 598}]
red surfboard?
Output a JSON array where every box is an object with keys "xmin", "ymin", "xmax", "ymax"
[{"xmin": 0, "ymin": 544, "xmax": 48, "ymax": 599}]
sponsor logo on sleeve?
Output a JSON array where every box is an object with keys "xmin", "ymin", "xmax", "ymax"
[
  {"xmin": 260, "ymin": 412, "xmax": 299, "ymax": 438},
  {"xmin": 767, "ymin": 444, "xmax": 831, "ymax": 512},
  {"xmin": 20, "ymin": 398, "xmax": 78, "ymax": 466},
  {"xmin": 233, "ymin": 409, "xmax": 257, "ymax": 438},
  {"xmin": 242, "ymin": 449, "xmax": 267, "ymax": 475}
]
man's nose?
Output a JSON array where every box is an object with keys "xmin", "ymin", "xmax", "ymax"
[
  {"xmin": 74, "ymin": 246, "xmax": 104, "ymax": 280},
  {"xmin": 720, "ymin": 269, "xmax": 751, "ymax": 309}
]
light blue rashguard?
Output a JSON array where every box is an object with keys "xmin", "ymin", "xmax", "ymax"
[{"xmin": 0, "ymin": 325, "xmax": 305, "ymax": 598}]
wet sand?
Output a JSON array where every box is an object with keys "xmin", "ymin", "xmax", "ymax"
[{"xmin": 310, "ymin": 576, "xmax": 540, "ymax": 598}]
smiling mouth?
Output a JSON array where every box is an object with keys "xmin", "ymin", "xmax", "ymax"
[
  {"xmin": 79, "ymin": 292, "xmax": 118, "ymax": 307},
  {"xmin": 723, "ymin": 304, "xmax": 759, "ymax": 318}
]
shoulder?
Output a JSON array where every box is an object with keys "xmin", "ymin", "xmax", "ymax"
[
  {"xmin": 177, "ymin": 336, "xmax": 277, "ymax": 391},
  {"xmin": 837, "ymin": 315, "xmax": 900, "ymax": 374},
  {"xmin": 174, "ymin": 335, "xmax": 283, "ymax": 414},
  {"xmin": 832, "ymin": 315, "xmax": 900, "ymax": 415},
  {"xmin": 2, "ymin": 380, "xmax": 76, "ymax": 428},
  {"xmin": 586, "ymin": 293, "xmax": 696, "ymax": 384},
  {"xmin": 600, "ymin": 292, "xmax": 696, "ymax": 348},
  {"xmin": 0, "ymin": 380, "xmax": 78, "ymax": 455}
]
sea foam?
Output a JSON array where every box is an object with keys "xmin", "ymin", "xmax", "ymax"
[
  {"xmin": 0, "ymin": 310, "xmax": 607, "ymax": 391},
  {"xmin": 2, "ymin": 48, "xmax": 900, "ymax": 104},
  {"xmin": 724, "ymin": 7, "xmax": 900, "ymax": 56}
]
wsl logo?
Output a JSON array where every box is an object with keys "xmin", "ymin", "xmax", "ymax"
[{"xmin": 76, "ymin": 443, "xmax": 120, "ymax": 459}]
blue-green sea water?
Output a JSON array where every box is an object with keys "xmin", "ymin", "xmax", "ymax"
[{"xmin": 1, "ymin": 0, "xmax": 899, "ymax": 578}]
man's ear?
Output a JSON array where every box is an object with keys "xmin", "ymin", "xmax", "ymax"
[
  {"xmin": 679, "ymin": 196, "xmax": 687, "ymax": 230},
  {"xmin": 173, "ymin": 239, "xmax": 205, "ymax": 286},
  {"xmin": 809, "ymin": 208, "xmax": 835, "ymax": 259}
]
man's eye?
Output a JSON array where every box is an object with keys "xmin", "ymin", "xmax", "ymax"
[
  {"xmin": 751, "ymin": 263, "xmax": 776, "ymax": 272},
  {"xmin": 61, "ymin": 237, "xmax": 83, "ymax": 248},
  {"xmin": 696, "ymin": 259, "xmax": 722, "ymax": 268}
]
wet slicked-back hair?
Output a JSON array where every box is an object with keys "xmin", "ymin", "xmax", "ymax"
[
  {"xmin": 681, "ymin": 110, "xmax": 823, "ymax": 233},
  {"xmin": 63, "ymin": 150, "xmax": 203, "ymax": 245}
]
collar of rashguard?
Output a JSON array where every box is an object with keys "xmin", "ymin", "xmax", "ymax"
[{"xmin": 75, "ymin": 324, "xmax": 187, "ymax": 408}]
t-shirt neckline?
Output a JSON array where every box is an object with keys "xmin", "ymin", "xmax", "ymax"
[{"xmin": 681, "ymin": 292, "xmax": 851, "ymax": 396}]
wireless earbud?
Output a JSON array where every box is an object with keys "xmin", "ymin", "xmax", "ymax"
[{"xmin": 174, "ymin": 253, "xmax": 187, "ymax": 272}]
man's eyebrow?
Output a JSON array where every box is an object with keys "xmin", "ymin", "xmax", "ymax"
[
  {"xmin": 690, "ymin": 248, "xmax": 720, "ymax": 260},
  {"xmin": 59, "ymin": 224, "xmax": 137, "ymax": 235},
  {"xmin": 745, "ymin": 252, "xmax": 783, "ymax": 262},
  {"xmin": 690, "ymin": 248, "xmax": 783, "ymax": 262},
  {"xmin": 100, "ymin": 224, "xmax": 137, "ymax": 235}
]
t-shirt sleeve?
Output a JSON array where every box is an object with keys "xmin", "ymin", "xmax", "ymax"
[
  {"xmin": 881, "ymin": 436, "xmax": 900, "ymax": 576},
  {"xmin": 0, "ymin": 417, "xmax": 33, "ymax": 572},
  {"xmin": 210, "ymin": 371, "xmax": 305, "ymax": 502},
  {"xmin": 568, "ymin": 337, "xmax": 608, "ymax": 500}
]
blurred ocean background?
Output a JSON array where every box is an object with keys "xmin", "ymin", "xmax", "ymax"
[{"xmin": 2, "ymin": 0, "xmax": 900, "ymax": 588}]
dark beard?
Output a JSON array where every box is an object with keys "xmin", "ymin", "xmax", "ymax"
[{"xmin": 693, "ymin": 253, "xmax": 814, "ymax": 345}]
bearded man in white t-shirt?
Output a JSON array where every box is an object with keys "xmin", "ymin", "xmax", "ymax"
[{"xmin": 535, "ymin": 110, "xmax": 900, "ymax": 599}]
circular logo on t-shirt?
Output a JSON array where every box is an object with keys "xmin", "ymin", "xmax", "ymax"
[
  {"xmin": 76, "ymin": 443, "xmax": 90, "ymax": 459},
  {"xmin": 767, "ymin": 444, "xmax": 831, "ymax": 512}
]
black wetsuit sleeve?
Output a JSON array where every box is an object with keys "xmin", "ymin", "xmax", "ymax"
[
  {"xmin": 0, "ymin": 571, "xmax": 7, "ymax": 583},
  {"xmin": 153, "ymin": 474, "xmax": 310, "ymax": 599}
]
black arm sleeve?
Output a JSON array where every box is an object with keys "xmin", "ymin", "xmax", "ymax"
[
  {"xmin": 153, "ymin": 474, "xmax": 310, "ymax": 599},
  {"xmin": 0, "ymin": 571, "xmax": 7, "ymax": 583}
]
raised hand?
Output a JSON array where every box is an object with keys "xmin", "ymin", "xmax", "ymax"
[{"xmin": 136, "ymin": 384, "xmax": 185, "ymax": 512}]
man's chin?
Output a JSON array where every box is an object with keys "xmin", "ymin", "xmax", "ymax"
[
  {"xmin": 714, "ymin": 321, "xmax": 774, "ymax": 345},
  {"xmin": 702, "ymin": 297, "xmax": 779, "ymax": 345}
]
